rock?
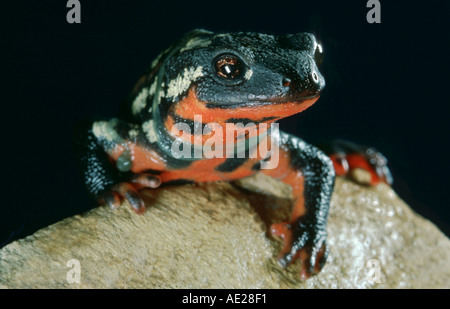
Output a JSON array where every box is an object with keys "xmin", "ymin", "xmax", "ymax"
[{"xmin": 0, "ymin": 174, "xmax": 449, "ymax": 288}]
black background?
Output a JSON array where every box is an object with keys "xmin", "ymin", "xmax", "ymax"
[{"xmin": 1, "ymin": 0, "xmax": 449, "ymax": 248}]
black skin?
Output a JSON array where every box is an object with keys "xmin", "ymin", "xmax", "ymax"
[
  {"xmin": 73, "ymin": 30, "xmax": 390, "ymax": 278},
  {"xmin": 276, "ymin": 131, "xmax": 334, "ymax": 273}
]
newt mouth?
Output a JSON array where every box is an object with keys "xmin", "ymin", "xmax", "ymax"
[
  {"xmin": 205, "ymin": 93, "xmax": 321, "ymax": 109},
  {"xmin": 174, "ymin": 88, "xmax": 321, "ymax": 123}
]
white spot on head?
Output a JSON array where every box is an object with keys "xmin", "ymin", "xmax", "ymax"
[
  {"xmin": 142, "ymin": 119, "xmax": 158, "ymax": 143},
  {"xmin": 92, "ymin": 120, "xmax": 121, "ymax": 142},
  {"xmin": 147, "ymin": 77, "xmax": 160, "ymax": 111},
  {"xmin": 154, "ymin": 82, "xmax": 165, "ymax": 107},
  {"xmin": 166, "ymin": 66, "xmax": 204, "ymax": 100},
  {"xmin": 149, "ymin": 77, "xmax": 158, "ymax": 96},
  {"xmin": 179, "ymin": 37, "xmax": 212, "ymax": 52},
  {"xmin": 132, "ymin": 88, "xmax": 149, "ymax": 115},
  {"xmin": 128, "ymin": 129, "xmax": 139, "ymax": 139}
]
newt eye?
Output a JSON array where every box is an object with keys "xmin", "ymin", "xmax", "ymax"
[
  {"xmin": 314, "ymin": 43, "xmax": 324, "ymax": 66},
  {"xmin": 213, "ymin": 54, "xmax": 245, "ymax": 81}
]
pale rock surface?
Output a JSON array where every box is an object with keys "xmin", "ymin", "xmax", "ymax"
[{"xmin": 0, "ymin": 174, "xmax": 449, "ymax": 288}]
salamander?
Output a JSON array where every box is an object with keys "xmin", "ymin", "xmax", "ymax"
[{"xmin": 74, "ymin": 29, "xmax": 392, "ymax": 279}]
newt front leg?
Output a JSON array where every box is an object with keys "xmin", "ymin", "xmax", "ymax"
[
  {"xmin": 262, "ymin": 131, "xmax": 335, "ymax": 279},
  {"xmin": 73, "ymin": 119, "xmax": 163, "ymax": 214}
]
